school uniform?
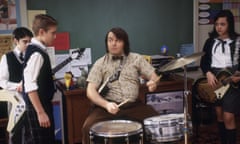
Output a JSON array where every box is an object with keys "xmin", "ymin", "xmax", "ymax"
[
  {"xmin": 200, "ymin": 37, "xmax": 240, "ymax": 114},
  {"xmin": 23, "ymin": 38, "xmax": 56, "ymax": 144},
  {"xmin": 200, "ymin": 36, "xmax": 240, "ymax": 144},
  {"xmin": 0, "ymin": 48, "xmax": 25, "ymax": 144}
]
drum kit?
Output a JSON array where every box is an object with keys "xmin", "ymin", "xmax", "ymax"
[{"xmin": 89, "ymin": 52, "xmax": 205, "ymax": 144}]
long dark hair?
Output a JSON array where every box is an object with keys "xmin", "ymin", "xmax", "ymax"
[
  {"xmin": 209, "ymin": 10, "xmax": 239, "ymax": 39},
  {"xmin": 105, "ymin": 27, "xmax": 130, "ymax": 55}
]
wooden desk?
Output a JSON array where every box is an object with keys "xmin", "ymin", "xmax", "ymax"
[{"xmin": 57, "ymin": 74, "xmax": 193, "ymax": 144}]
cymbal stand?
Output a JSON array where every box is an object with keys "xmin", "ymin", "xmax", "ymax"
[{"xmin": 183, "ymin": 65, "xmax": 190, "ymax": 144}]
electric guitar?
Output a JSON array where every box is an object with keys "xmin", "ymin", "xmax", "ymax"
[
  {"xmin": 214, "ymin": 70, "xmax": 240, "ymax": 99},
  {"xmin": 98, "ymin": 70, "xmax": 121, "ymax": 95},
  {"xmin": 0, "ymin": 90, "xmax": 25, "ymax": 132},
  {"xmin": 52, "ymin": 48, "xmax": 86, "ymax": 74}
]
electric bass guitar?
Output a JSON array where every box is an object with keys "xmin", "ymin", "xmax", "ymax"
[{"xmin": 214, "ymin": 70, "xmax": 240, "ymax": 99}]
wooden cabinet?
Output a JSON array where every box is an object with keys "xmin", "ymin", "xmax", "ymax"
[
  {"xmin": 58, "ymin": 86, "xmax": 91, "ymax": 144},
  {"xmin": 57, "ymin": 74, "xmax": 193, "ymax": 144}
]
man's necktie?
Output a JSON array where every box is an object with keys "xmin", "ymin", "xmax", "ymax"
[
  {"xmin": 19, "ymin": 52, "xmax": 24, "ymax": 61},
  {"xmin": 214, "ymin": 39, "xmax": 227, "ymax": 53}
]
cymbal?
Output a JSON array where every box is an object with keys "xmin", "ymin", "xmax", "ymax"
[{"xmin": 159, "ymin": 52, "xmax": 205, "ymax": 72}]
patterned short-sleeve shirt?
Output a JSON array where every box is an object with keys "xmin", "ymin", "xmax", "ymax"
[{"xmin": 87, "ymin": 52, "xmax": 155, "ymax": 103}]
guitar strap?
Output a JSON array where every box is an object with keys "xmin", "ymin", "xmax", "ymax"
[
  {"xmin": 110, "ymin": 58, "xmax": 126, "ymax": 82},
  {"xmin": 98, "ymin": 57, "xmax": 126, "ymax": 95}
]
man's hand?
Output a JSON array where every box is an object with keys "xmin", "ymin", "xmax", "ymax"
[
  {"xmin": 146, "ymin": 80, "xmax": 157, "ymax": 92},
  {"xmin": 37, "ymin": 111, "xmax": 51, "ymax": 128},
  {"xmin": 105, "ymin": 102, "xmax": 119, "ymax": 115}
]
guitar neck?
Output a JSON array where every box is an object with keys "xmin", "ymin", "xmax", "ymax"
[
  {"xmin": 52, "ymin": 57, "xmax": 72, "ymax": 74},
  {"xmin": 222, "ymin": 72, "xmax": 240, "ymax": 85},
  {"xmin": 52, "ymin": 48, "xmax": 86, "ymax": 75}
]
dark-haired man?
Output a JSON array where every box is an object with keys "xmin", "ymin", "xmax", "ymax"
[{"xmin": 82, "ymin": 27, "xmax": 160, "ymax": 144}]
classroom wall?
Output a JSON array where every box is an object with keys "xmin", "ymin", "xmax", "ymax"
[{"xmin": 27, "ymin": 0, "xmax": 193, "ymax": 61}]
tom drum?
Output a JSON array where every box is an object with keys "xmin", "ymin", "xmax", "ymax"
[{"xmin": 89, "ymin": 120, "xmax": 143, "ymax": 144}]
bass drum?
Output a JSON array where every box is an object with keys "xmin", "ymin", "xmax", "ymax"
[{"xmin": 193, "ymin": 77, "xmax": 216, "ymax": 103}]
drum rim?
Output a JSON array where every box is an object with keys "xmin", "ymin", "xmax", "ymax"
[
  {"xmin": 144, "ymin": 113, "xmax": 184, "ymax": 125},
  {"xmin": 155, "ymin": 135, "xmax": 182, "ymax": 142},
  {"xmin": 90, "ymin": 120, "xmax": 143, "ymax": 137}
]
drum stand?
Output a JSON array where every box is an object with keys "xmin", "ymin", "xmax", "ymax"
[
  {"xmin": 183, "ymin": 66, "xmax": 190, "ymax": 144},
  {"xmin": 156, "ymin": 52, "xmax": 204, "ymax": 144}
]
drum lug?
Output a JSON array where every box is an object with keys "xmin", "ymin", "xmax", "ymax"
[
  {"xmin": 140, "ymin": 133, "xmax": 143, "ymax": 144},
  {"xmin": 125, "ymin": 137, "xmax": 129, "ymax": 144},
  {"xmin": 89, "ymin": 132, "xmax": 94, "ymax": 144}
]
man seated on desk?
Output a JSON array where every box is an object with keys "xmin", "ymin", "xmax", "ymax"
[{"xmin": 82, "ymin": 27, "xmax": 160, "ymax": 144}]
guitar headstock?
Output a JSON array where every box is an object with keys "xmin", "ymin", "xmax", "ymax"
[{"xmin": 71, "ymin": 48, "xmax": 86, "ymax": 60}]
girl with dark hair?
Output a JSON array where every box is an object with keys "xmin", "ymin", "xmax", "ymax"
[{"xmin": 200, "ymin": 10, "xmax": 240, "ymax": 144}]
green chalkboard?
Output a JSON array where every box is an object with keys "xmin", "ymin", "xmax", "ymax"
[{"xmin": 27, "ymin": 0, "xmax": 193, "ymax": 61}]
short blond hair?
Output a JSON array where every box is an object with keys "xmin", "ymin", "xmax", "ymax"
[{"xmin": 32, "ymin": 14, "xmax": 57, "ymax": 36}]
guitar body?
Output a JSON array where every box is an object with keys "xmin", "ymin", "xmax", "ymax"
[
  {"xmin": 0, "ymin": 90, "xmax": 25, "ymax": 132},
  {"xmin": 216, "ymin": 70, "xmax": 232, "ymax": 84},
  {"xmin": 214, "ymin": 70, "xmax": 232, "ymax": 99},
  {"xmin": 214, "ymin": 84, "xmax": 230, "ymax": 99},
  {"xmin": 195, "ymin": 77, "xmax": 216, "ymax": 103},
  {"xmin": 195, "ymin": 70, "xmax": 237, "ymax": 103}
]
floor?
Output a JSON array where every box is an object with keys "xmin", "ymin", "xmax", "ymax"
[{"xmin": 191, "ymin": 104, "xmax": 240, "ymax": 144}]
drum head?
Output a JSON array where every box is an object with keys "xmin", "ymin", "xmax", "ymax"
[{"xmin": 90, "ymin": 120, "xmax": 142, "ymax": 138}]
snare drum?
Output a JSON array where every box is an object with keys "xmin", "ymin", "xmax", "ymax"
[
  {"xmin": 89, "ymin": 120, "xmax": 143, "ymax": 144},
  {"xmin": 144, "ymin": 113, "xmax": 192, "ymax": 143}
]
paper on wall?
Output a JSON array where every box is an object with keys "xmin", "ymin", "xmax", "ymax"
[
  {"xmin": 46, "ymin": 46, "xmax": 56, "ymax": 68},
  {"xmin": 54, "ymin": 54, "xmax": 70, "ymax": 79}
]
